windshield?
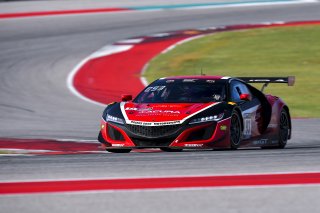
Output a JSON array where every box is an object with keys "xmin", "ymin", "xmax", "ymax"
[{"xmin": 134, "ymin": 79, "xmax": 226, "ymax": 103}]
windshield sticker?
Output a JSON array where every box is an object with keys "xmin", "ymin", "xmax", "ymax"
[
  {"xmin": 144, "ymin": 86, "xmax": 166, "ymax": 92},
  {"xmin": 212, "ymin": 94, "xmax": 221, "ymax": 101},
  {"xmin": 183, "ymin": 79, "xmax": 196, "ymax": 82},
  {"xmin": 150, "ymin": 86, "xmax": 159, "ymax": 91}
]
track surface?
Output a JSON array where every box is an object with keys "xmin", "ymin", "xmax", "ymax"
[{"xmin": 1, "ymin": 0, "xmax": 320, "ymax": 212}]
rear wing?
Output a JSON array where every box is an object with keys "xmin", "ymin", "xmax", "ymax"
[{"xmin": 237, "ymin": 76, "xmax": 295, "ymax": 92}]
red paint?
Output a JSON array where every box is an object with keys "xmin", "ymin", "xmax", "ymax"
[
  {"xmin": 0, "ymin": 138, "xmax": 102, "ymax": 153},
  {"xmin": 171, "ymin": 118, "xmax": 231, "ymax": 148},
  {"xmin": 73, "ymin": 38, "xmax": 187, "ymax": 104},
  {"xmin": 123, "ymin": 102, "xmax": 215, "ymax": 122},
  {"xmin": 1, "ymin": 172, "xmax": 319, "ymax": 195},
  {"xmin": 0, "ymin": 8, "xmax": 130, "ymax": 19}
]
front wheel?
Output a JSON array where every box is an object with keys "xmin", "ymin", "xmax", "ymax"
[
  {"xmin": 230, "ymin": 110, "xmax": 242, "ymax": 149},
  {"xmin": 106, "ymin": 149, "xmax": 132, "ymax": 153}
]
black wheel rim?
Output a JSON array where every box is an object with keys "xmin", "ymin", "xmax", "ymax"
[
  {"xmin": 280, "ymin": 111, "xmax": 289, "ymax": 142},
  {"xmin": 231, "ymin": 113, "xmax": 241, "ymax": 145}
]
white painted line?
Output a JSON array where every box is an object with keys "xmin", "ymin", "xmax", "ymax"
[
  {"xmin": 140, "ymin": 63, "xmax": 150, "ymax": 87},
  {"xmin": 179, "ymin": 0, "xmax": 318, "ymax": 11},
  {"xmin": 116, "ymin": 38, "xmax": 144, "ymax": 44},
  {"xmin": 0, "ymin": 148, "xmax": 54, "ymax": 153},
  {"xmin": 0, "ymin": 154, "xmax": 34, "ymax": 157},
  {"xmin": 55, "ymin": 139, "xmax": 99, "ymax": 143},
  {"xmin": 161, "ymin": 35, "xmax": 206, "ymax": 54},
  {"xmin": 150, "ymin": 33, "xmax": 171, "ymax": 37}
]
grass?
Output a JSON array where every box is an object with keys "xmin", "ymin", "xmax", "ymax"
[{"xmin": 143, "ymin": 25, "xmax": 320, "ymax": 117}]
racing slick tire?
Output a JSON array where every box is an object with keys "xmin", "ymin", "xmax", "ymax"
[
  {"xmin": 230, "ymin": 110, "xmax": 242, "ymax": 149},
  {"xmin": 160, "ymin": 148, "xmax": 183, "ymax": 152},
  {"xmin": 277, "ymin": 109, "xmax": 289, "ymax": 148},
  {"xmin": 261, "ymin": 109, "xmax": 289, "ymax": 149},
  {"xmin": 106, "ymin": 149, "xmax": 132, "ymax": 153}
]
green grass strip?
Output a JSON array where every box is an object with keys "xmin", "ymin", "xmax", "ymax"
[{"xmin": 144, "ymin": 26, "xmax": 320, "ymax": 117}]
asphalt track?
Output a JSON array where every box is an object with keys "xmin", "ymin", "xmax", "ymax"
[{"xmin": 1, "ymin": 0, "xmax": 320, "ymax": 212}]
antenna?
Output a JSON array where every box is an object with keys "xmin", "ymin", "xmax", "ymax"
[{"xmin": 200, "ymin": 68, "xmax": 206, "ymax": 76}]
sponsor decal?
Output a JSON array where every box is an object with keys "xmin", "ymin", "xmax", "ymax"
[
  {"xmin": 253, "ymin": 139, "xmax": 268, "ymax": 145},
  {"xmin": 220, "ymin": 125, "xmax": 227, "ymax": 131},
  {"xmin": 144, "ymin": 86, "xmax": 166, "ymax": 92},
  {"xmin": 125, "ymin": 107, "xmax": 180, "ymax": 114},
  {"xmin": 128, "ymin": 120, "xmax": 181, "ymax": 126},
  {"xmin": 153, "ymin": 121, "xmax": 181, "ymax": 125},
  {"xmin": 268, "ymin": 124, "xmax": 278, "ymax": 128},
  {"xmin": 184, "ymin": 144, "xmax": 203, "ymax": 147},
  {"xmin": 213, "ymin": 94, "xmax": 221, "ymax": 101},
  {"xmin": 112, "ymin": 144, "xmax": 125, "ymax": 147},
  {"xmin": 228, "ymin": 102, "xmax": 236, "ymax": 105},
  {"xmin": 125, "ymin": 107, "xmax": 152, "ymax": 111},
  {"xmin": 183, "ymin": 79, "xmax": 197, "ymax": 82}
]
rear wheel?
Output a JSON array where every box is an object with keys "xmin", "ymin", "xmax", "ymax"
[
  {"xmin": 160, "ymin": 147, "xmax": 183, "ymax": 152},
  {"xmin": 278, "ymin": 109, "xmax": 289, "ymax": 148},
  {"xmin": 261, "ymin": 109, "xmax": 289, "ymax": 149},
  {"xmin": 230, "ymin": 110, "xmax": 242, "ymax": 149},
  {"xmin": 106, "ymin": 149, "xmax": 132, "ymax": 153}
]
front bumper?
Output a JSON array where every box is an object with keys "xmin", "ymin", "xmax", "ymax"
[{"xmin": 99, "ymin": 118, "xmax": 231, "ymax": 149}]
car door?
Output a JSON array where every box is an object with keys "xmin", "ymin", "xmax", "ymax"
[{"xmin": 229, "ymin": 80, "xmax": 261, "ymax": 139}]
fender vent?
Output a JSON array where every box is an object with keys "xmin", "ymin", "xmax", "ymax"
[{"xmin": 108, "ymin": 125, "xmax": 125, "ymax": 141}]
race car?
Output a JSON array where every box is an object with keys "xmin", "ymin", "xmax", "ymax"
[{"xmin": 98, "ymin": 76, "xmax": 295, "ymax": 153}]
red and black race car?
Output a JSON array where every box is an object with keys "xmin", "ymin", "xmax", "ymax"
[{"xmin": 98, "ymin": 76, "xmax": 295, "ymax": 153}]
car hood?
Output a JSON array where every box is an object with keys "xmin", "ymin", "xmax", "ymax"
[{"xmin": 121, "ymin": 102, "xmax": 219, "ymax": 125}]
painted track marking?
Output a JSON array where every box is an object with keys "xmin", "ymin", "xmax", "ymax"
[{"xmin": 1, "ymin": 172, "xmax": 320, "ymax": 195}]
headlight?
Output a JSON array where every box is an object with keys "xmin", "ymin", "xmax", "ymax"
[
  {"xmin": 106, "ymin": 114, "xmax": 124, "ymax": 124},
  {"xmin": 189, "ymin": 113, "xmax": 224, "ymax": 124}
]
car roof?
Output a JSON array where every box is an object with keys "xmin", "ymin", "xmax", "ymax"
[{"xmin": 161, "ymin": 76, "xmax": 229, "ymax": 80}]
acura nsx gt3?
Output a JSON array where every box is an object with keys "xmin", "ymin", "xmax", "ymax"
[{"xmin": 98, "ymin": 76, "xmax": 295, "ymax": 153}]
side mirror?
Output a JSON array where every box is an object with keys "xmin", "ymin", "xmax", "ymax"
[
  {"xmin": 121, "ymin": 94, "xmax": 132, "ymax": 102},
  {"xmin": 240, "ymin": 93, "xmax": 251, "ymax": 101}
]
